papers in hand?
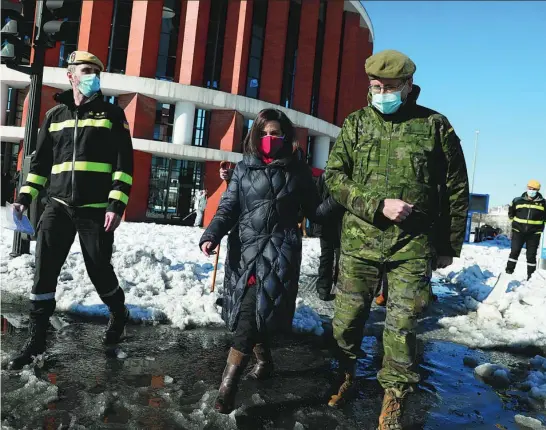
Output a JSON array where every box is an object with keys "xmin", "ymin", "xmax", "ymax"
[{"xmin": 3, "ymin": 202, "xmax": 35, "ymax": 236}]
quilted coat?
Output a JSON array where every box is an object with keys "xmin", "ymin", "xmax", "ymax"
[{"xmin": 200, "ymin": 150, "xmax": 332, "ymax": 332}]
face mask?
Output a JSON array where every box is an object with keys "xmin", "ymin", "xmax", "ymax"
[
  {"xmin": 371, "ymin": 91, "xmax": 404, "ymax": 115},
  {"xmin": 259, "ymin": 135, "xmax": 284, "ymax": 157},
  {"xmin": 527, "ymin": 190, "xmax": 538, "ymax": 198},
  {"xmin": 77, "ymin": 74, "xmax": 100, "ymax": 97}
]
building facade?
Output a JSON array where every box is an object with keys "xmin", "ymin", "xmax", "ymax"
[{"xmin": 1, "ymin": 0, "xmax": 374, "ymax": 227}]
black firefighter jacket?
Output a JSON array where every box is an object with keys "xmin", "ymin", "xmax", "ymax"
[
  {"xmin": 508, "ymin": 192, "xmax": 546, "ymax": 235},
  {"xmin": 17, "ymin": 90, "xmax": 133, "ymax": 216}
]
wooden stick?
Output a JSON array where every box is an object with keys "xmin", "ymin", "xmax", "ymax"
[{"xmin": 211, "ymin": 244, "xmax": 220, "ymax": 293}]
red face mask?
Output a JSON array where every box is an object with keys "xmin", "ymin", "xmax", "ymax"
[{"xmin": 259, "ymin": 135, "xmax": 284, "ymax": 157}]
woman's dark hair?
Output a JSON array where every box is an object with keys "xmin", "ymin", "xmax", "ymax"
[{"xmin": 243, "ymin": 109, "xmax": 299, "ymax": 156}]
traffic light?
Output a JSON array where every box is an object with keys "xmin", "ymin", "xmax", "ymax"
[
  {"xmin": 40, "ymin": 0, "xmax": 80, "ymax": 45},
  {"xmin": 0, "ymin": 1, "xmax": 35, "ymax": 65}
]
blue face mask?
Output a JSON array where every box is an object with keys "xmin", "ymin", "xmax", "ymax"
[
  {"xmin": 527, "ymin": 190, "xmax": 538, "ymax": 198},
  {"xmin": 77, "ymin": 74, "xmax": 100, "ymax": 97},
  {"xmin": 371, "ymin": 90, "xmax": 403, "ymax": 115}
]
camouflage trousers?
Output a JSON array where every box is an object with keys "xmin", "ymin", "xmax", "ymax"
[{"xmin": 333, "ymin": 255, "xmax": 431, "ymax": 396}]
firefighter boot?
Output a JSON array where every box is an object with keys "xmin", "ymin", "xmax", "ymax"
[
  {"xmin": 378, "ymin": 389, "xmax": 406, "ymax": 430},
  {"xmin": 215, "ymin": 348, "xmax": 250, "ymax": 414},
  {"xmin": 8, "ymin": 317, "xmax": 48, "ymax": 370},
  {"xmin": 247, "ymin": 343, "xmax": 274, "ymax": 380},
  {"xmin": 328, "ymin": 360, "xmax": 356, "ymax": 407},
  {"xmin": 103, "ymin": 307, "xmax": 130, "ymax": 345}
]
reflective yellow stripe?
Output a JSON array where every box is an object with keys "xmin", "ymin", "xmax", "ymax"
[
  {"xmin": 49, "ymin": 120, "xmax": 75, "ymax": 132},
  {"xmin": 26, "ymin": 173, "xmax": 47, "ymax": 186},
  {"xmin": 108, "ymin": 190, "xmax": 129, "ymax": 204},
  {"xmin": 515, "ymin": 204, "xmax": 544, "ymax": 211},
  {"xmin": 513, "ymin": 217, "xmax": 544, "ymax": 225},
  {"xmin": 80, "ymin": 202, "xmax": 109, "ymax": 208},
  {"xmin": 49, "ymin": 119, "xmax": 113, "ymax": 132},
  {"xmin": 112, "ymin": 171, "xmax": 133, "ymax": 185},
  {"xmin": 20, "ymin": 185, "xmax": 39, "ymax": 199},
  {"xmin": 447, "ymin": 127, "xmax": 454, "ymax": 134},
  {"xmin": 51, "ymin": 161, "xmax": 112, "ymax": 174}
]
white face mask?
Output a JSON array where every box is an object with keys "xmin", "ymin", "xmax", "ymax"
[{"xmin": 527, "ymin": 190, "xmax": 538, "ymax": 198}]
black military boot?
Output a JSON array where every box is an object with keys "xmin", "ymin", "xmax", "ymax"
[
  {"xmin": 103, "ymin": 306, "xmax": 129, "ymax": 345},
  {"xmin": 8, "ymin": 318, "xmax": 48, "ymax": 370}
]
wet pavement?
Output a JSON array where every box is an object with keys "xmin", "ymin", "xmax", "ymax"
[{"xmin": 2, "ymin": 282, "xmax": 546, "ymax": 429}]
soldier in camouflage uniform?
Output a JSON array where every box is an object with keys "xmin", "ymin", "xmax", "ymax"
[{"xmin": 324, "ymin": 50, "xmax": 469, "ymax": 429}]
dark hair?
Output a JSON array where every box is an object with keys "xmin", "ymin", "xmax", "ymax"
[{"xmin": 243, "ymin": 108, "xmax": 299, "ymax": 156}]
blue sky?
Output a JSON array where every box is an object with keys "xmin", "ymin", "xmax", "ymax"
[{"xmin": 363, "ymin": 1, "xmax": 546, "ymax": 207}]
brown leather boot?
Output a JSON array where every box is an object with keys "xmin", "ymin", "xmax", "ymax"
[
  {"xmin": 378, "ymin": 389, "xmax": 405, "ymax": 430},
  {"xmin": 328, "ymin": 361, "xmax": 356, "ymax": 407},
  {"xmin": 215, "ymin": 348, "xmax": 249, "ymax": 414},
  {"xmin": 247, "ymin": 344, "xmax": 274, "ymax": 380}
]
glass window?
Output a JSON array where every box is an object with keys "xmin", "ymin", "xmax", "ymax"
[
  {"xmin": 192, "ymin": 109, "xmax": 210, "ymax": 147},
  {"xmin": 280, "ymin": 0, "xmax": 302, "ymax": 108},
  {"xmin": 203, "ymin": 0, "xmax": 228, "ymax": 89},
  {"xmin": 107, "ymin": 0, "xmax": 133, "ymax": 73},
  {"xmin": 310, "ymin": 0, "xmax": 327, "ymax": 117},
  {"xmin": 58, "ymin": 1, "xmax": 83, "ymax": 68},
  {"xmin": 245, "ymin": 0, "xmax": 268, "ymax": 98},
  {"xmin": 156, "ymin": 0, "xmax": 180, "ymax": 80}
]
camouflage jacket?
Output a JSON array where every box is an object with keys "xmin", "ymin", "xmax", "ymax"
[{"xmin": 325, "ymin": 86, "xmax": 469, "ymax": 262}]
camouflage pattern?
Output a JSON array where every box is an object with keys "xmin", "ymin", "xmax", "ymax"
[
  {"xmin": 365, "ymin": 49, "xmax": 416, "ymax": 80},
  {"xmin": 325, "ymin": 88, "xmax": 469, "ymax": 262},
  {"xmin": 333, "ymin": 255, "xmax": 431, "ymax": 395}
]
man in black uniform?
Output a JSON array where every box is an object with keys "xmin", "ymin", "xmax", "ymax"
[
  {"xmin": 9, "ymin": 51, "xmax": 134, "ymax": 369},
  {"xmin": 506, "ymin": 179, "xmax": 545, "ymax": 280}
]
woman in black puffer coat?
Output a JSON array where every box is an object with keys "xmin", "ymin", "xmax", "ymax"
[{"xmin": 200, "ymin": 109, "xmax": 335, "ymax": 414}]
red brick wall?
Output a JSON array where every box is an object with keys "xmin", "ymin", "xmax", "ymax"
[
  {"xmin": 174, "ymin": 1, "xmax": 188, "ymax": 83},
  {"xmin": 336, "ymin": 12, "xmax": 360, "ymax": 126},
  {"xmin": 292, "ymin": 0, "xmax": 320, "ymax": 114},
  {"xmin": 317, "ymin": 1, "xmax": 344, "ymax": 123},
  {"xmin": 203, "ymin": 110, "xmax": 243, "ymax": 227},
  {"xmin": 220, "ymin": 0, "xmax": 254, "ymax": 95},
  {"xmin": 118, "ymin": 93, "xmax": 156, "ymax": 221},
  {"xmin": 78, "ymin": 0, "xmax": 114, "ymax": 66},
  {"xmin": 178, "ymin": 0, "xmax": 211, "ymax": 85},
  {"xmin": 259, "ymin": 0, "xmax": 290, "ymax": 104},
  {"xmin": 125, "ymin": 0, "xmax": 163, "ymax": 78}
]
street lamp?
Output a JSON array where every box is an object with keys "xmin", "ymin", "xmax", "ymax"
[{"xmin": 470, "ymin": 130, "xmax": 480, "ymax": 194}]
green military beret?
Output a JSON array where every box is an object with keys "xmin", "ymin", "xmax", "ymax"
[{"xmin": 365, "ymin": 49, "xmax": 416, "ymax": 80}]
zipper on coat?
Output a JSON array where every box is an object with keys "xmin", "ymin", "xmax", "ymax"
[
  {"xmin": 382, "ymin": 121, "xmax": 393, "ymax": 261},
  {"xmin": 72, "ymin": 110, "xmax": 79, "ymax": 204}
]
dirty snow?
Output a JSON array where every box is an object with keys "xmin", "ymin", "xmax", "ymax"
[{"xmin": 0, "ymin": 218, "xmax": 323, "ymax": 336}]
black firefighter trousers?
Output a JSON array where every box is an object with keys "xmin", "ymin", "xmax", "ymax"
[
  {"xmin": 506, "ymin": 230, "xmax": 541, "ymax": 279},
  {"xmin": 30, "ymin": 199, "xmax": 125, "ymax": 321}
]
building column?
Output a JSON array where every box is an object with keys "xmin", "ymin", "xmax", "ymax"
[
  {"xmin": 317, "ymin": 1, "xmax": 344, "ymax": 123},
  {"xmin": 355, "ymin": 27, "xmax": 373, "ymax": 110},
  {"xmin": 78, "ymin": 0, "xmax": 114, "ymax": 65},
  {"xmin": 336, "ymin": 12, "xmax": 360, "ymax": 126},
  {"xmin": 177, "ymin": 0, "xmax": 211, "ymax": 85},
  {"xmin": 220, "ymin": 0, "xmax": 253, "ymax": 95},
  {"xmin": 1, "ymin": 84, "xmax": 9, "ymax": 126},
  {"xmin": 292, "ymin": 0, "xmax": 320, "ymax": 114},
  {"xmin": 118, "ymin": 93, "xmax": 156, "ymax": 222},
  {"xmin": 259, "ymin": 0, "xmax": 290, "ymax": 104},
  {"xmin": 172, "ymin": 101, "xmax": 196, "ymax": 146},
  {"xmin": 203, "ymin": 110, "xmax": 243, "ymax": 227},
  {"xmin": 125, "ymin": 0, "xmax": 163, "ymax": 78},
  {"xmin": 311, "ymin": 135, "xmax": 330, "ymax": 170}
]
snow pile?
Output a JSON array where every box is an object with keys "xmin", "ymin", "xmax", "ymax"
[
  {"xmin": 440, "ymin": 272, "xmax": 546, "ymax": 348},
  {"xmin": 435, "ymin": 238, "xmax": 546, "ymax": 349},
  {"xmin": 474, "ymin": 363, "xmax": 511, "ymax": 387},
  {"xmin": 1, "ymin": 220, "xmax": 324, "ymax": 336}
]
